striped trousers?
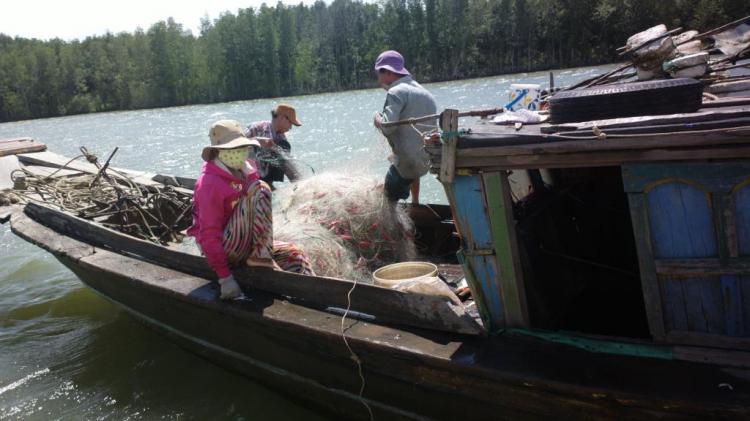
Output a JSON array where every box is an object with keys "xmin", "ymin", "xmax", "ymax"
[{"xmin": 222, "ymin": 180, "xmax": 314, "ymax": 275}]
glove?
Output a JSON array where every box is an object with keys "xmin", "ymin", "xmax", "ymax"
[{"xmin": 218, "ymin": 275, "xmax": 243, "ymax": 300}]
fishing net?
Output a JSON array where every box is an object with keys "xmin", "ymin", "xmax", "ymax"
[{"xmin": 273, "ymin": 172, "xmax": 417, "ymax": 282}]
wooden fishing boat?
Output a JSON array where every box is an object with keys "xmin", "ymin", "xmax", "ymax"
[
  {"xmin": 2, "ymin": 106, "xmax": 750, "ymax": 420},
  {"xmin": 3, "ymin": 26, "xmax": 750, "ymax": 414}
]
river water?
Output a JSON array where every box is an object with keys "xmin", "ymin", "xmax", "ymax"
[{"xmin": 0, "ymin": 65, "xmax": 613, "ymax": 420}]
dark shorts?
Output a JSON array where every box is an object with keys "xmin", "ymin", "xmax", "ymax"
[{"xmin": 384, "ymin": 165, "xmax": 414, "ymax": 201}]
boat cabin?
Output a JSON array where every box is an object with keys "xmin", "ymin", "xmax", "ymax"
[{"xmin": 427, "ymin": 97, "xmax": 750, "ymax": 361}]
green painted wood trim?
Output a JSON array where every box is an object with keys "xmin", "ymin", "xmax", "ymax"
[
  {"xmin": 511, "ymin": 329, "xmax": 674, "ymax": 360},
  {"xmin": 457, "ymin": 250, "xmax": 493, "ymax": 334},
  {"xmin": 483, "ymin": 171, "xmax": 528, "ymax": 327}
]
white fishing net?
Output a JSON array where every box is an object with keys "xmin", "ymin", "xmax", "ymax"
[{"xmin": 273, "ymin": 172, "xmax": 417, "ymax": 282}]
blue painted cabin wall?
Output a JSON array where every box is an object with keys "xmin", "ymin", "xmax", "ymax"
[{"xmin": 623, "ymin": 163, "xmax": 750, "ymax": 341}]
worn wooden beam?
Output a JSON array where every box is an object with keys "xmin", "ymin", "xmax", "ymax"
[
  {"xmin": 627, "ymin": 193, "xmax": 666, "ymax": 340},
  {"xmin": 379, "ymin": 107, "xmax": 502, "ymax": 128},
  {"xmin": 432, "ymin": 144, "xmax": 750, "ymax": 171},
  {"xmin": 483, "ymin": 171, "xmax": 529, "ymax": 328},
  {"xmin": 654, "ymin": 258, "xmax": 750, "ymax": 275},
  {"xmin": 666, "ymin": 330, "xmax": 750, "ymax": 351},
  {"xmin": 0, "ymin": 138, "xmax": 46, "ymax": 157},
  {"xmin": 451, "ymin": 129, "xmax": 750, "ymax": 159},
  {"xmin": 541, "ymin": 107, "xmax": 750, "ymax": 134},
  {"xmin": 448, "ymin": 174, "xmax": 505, "ymax": 331},
  {"xmin": 440, "ymin": 109, "xmax": 459, "ymax": 184}
]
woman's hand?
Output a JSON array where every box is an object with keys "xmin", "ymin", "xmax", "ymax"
[{"xmin": 218, "ymin": 275, "xmax": 243, "ymax": 299}]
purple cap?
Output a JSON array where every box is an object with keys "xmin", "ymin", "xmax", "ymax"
[{"xmin": 374, "ymin": 50, "xmax": 410, "ymax": 76}]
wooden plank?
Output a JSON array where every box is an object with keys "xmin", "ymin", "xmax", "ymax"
[
  {"xmin": 0, "ymin": 155, "xmax": 21, "ymax": 190},
  {"xmin": 440, "ymin": 109, "xmax": 459, "ymax": 184},
  {"xmin": 0, "ymin": 138, "xmax": 46, "ymax": 157},
  {"xmin": 663, "ymin": 278, "xmax": 689, "ymax": 331},
  {"xmin": 674, "ymin": 345, "xmax": 750, "ymax": 368},
  {"xmin": 541, "ymin": 107, "xmax": 750, "ymax": 134},
  {"xmin": 468, "ymin": 254, "xmax": 503, "ymax": 332},
  {"xmin": 666, "ymin": 330, "xmax": 750, "ymax": 350},
  {"xmin": 698, "ymin": 277, "xmax": 727, "ymax": 334},
  {"xmin": 646, "ymin": 181, "xmax": 717, "ymax": 259},
  {"xmin": 22, "ymin": 202, "xmax": 483, "ymax": 335},
  {"xmin": 700, "ymin": 97, "xmax": 750, "ymax": 109},
  {"xmin": 449, "ymin": 174, "xmax": 504, "ymax": 329},
  {"xmin": 456, "ymin": 250, "xmax": 491, "ymax": 332},
  {"xmin": 733, "ymin": 182, "xmax": 750, "ymax": 256},
  {"xmin": 648, "ymin": 181, "xmax": 719, "ymax": 335},
  {"xmin": 20, "ymin": 165, "xmax": 84, "ymax": 179},
  {"xmin": 17, "ymin": 151, "xmax": 147, "ymax": 179},
  {"xmin": 713, "ymin": 193, "xmax": 738, "ymax": 261},
  {"xmin": 455, "ymin": 129, "xmax": 750, "ymax": 159},
  {"xmin": 0, "ymin": 137, "xmax": 33, "ymax": 143},
  {"xmin": 706, "ymin": 80, "xmax": 750, "ymax": 95},
  {"xmin": 743, "ymin": 275, "xmax": 750, "ymax": 337},
  {"xmin": 482, "ymin": 171, "xmax": 528, "ymax": 328},
  {"xmin": 16, "ymin": 151, "xmax": 191, "ymax": 194},
  {"xmin": 656, "ymin": 258, "xmax": 750, "ymax": 275},
  {"xmin": 627, "ymin": 193, "xmax": 666, "ymax": 339},
  {"xmin": 433, "ymin": 144, "xmax": 750, "ymax": 171},
  {"xmin": 721, "ymin": 275, "xmax": 744, "ymax": 336}
]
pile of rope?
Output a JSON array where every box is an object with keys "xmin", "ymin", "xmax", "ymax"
[
  {"xmin": 8, "ymin": 153, "xmax": 192, "ymax": 244},
  {"xmin": 274, "ymin": 172, "xmax": 417, "ymax": 282}
]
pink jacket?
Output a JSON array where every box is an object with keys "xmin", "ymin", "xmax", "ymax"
[{"xmin": 187, "ymin": 159, "xmax": 259, "ymax": 278}]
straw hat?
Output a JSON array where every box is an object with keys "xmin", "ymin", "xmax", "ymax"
[{"xmin": 202, "ymin": 120, "xmax": 260, "ymax": 161}]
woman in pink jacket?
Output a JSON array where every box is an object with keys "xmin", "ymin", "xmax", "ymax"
[{"xmin": 187, "ymin": 120, "xmax": 313, "ymax": 300}]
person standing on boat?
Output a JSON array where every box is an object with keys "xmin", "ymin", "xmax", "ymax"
[
  {"xmin": 373, "ymin": 50, "xmax": 437, "ymax": 205},
  {"xmin": 243, "ymin": 103, "xmax": 301, "ymax": 190},
  {"xmin": 188, "ymin": 120, "xmax": 314, "ymax": 300}
]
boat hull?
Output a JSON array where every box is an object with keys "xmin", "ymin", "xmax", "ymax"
[{"xmin": 10, "ymin": 208, "xmax": 750, "ymax": 421}]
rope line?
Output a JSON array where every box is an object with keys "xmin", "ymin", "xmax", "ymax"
[{"xmin": 341, "ymin": 280, "xmax": 375, "ymax": 421}]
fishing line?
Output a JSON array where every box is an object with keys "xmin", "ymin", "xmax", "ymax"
[{"xmin": 341, "ymin": 280, "xmax": 375, "ymax": 421}]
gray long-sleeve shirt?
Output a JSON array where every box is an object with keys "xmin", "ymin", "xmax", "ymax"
[{"xmin": 379, "ymin": 76, "xmax": 437, "ymax": 179}]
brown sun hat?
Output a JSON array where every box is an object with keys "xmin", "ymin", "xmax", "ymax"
[
  {"xmin": 273, "ymin": 104, "xmax": 301, "ymax": 126},
  {"xmin": 201, "ymin": 120, "xmax": 260, "ymax": 161}
]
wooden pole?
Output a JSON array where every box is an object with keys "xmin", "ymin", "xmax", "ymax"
[
  {"xmin": 380, "ymin": 107, "xmax": 503, "ymax": 128},
  {"xmin": 690, "ymin": 15, "xmax": 750, "ymax": 42},
  {"xmin": 440, "ymin": 109, "xmax": 459, "ymax": 184}
]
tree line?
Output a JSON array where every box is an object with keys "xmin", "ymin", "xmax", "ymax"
[{"xmin": 0, "ymin": 0, "xmax": 747, "ymax": 122}]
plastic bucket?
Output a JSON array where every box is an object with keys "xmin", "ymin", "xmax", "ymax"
[
  {"xmin": 506, "ymin": 84, "xmax": 541, "ymax": 111},
  {"xmin": 372, "ymin": 262, "xmax": 438, "ymax": 288}
]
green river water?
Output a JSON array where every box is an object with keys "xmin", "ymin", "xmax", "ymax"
[{"xmin": 0, "ymin": 65, "xmax": 612, "ymax": 420}]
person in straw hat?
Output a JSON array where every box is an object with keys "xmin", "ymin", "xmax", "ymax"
[
  {"xmin": 373, "ymin": 50, "xmax": 437, "ymax": 205},
  {"xmin": 244, "ymin": 103, "xmax": 302, "ymax": 190},
  {"xmin": 187, "ymin": 120, "xmax": 314, "ymax": 300}
]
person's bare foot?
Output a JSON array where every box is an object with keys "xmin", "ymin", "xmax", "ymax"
[{"xmin": 246, "ymin": 257, "xmax": 276, "ymax": 270}]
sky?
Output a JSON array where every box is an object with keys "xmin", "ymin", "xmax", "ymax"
[{"xmin": 1, "ymin": 0, "xmax": 322, "ymax": 42}]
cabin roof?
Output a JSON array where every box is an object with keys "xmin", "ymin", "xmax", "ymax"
[{"xmin": 427, "ymin": 97, "xmax": 750, "ymax": 171}]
